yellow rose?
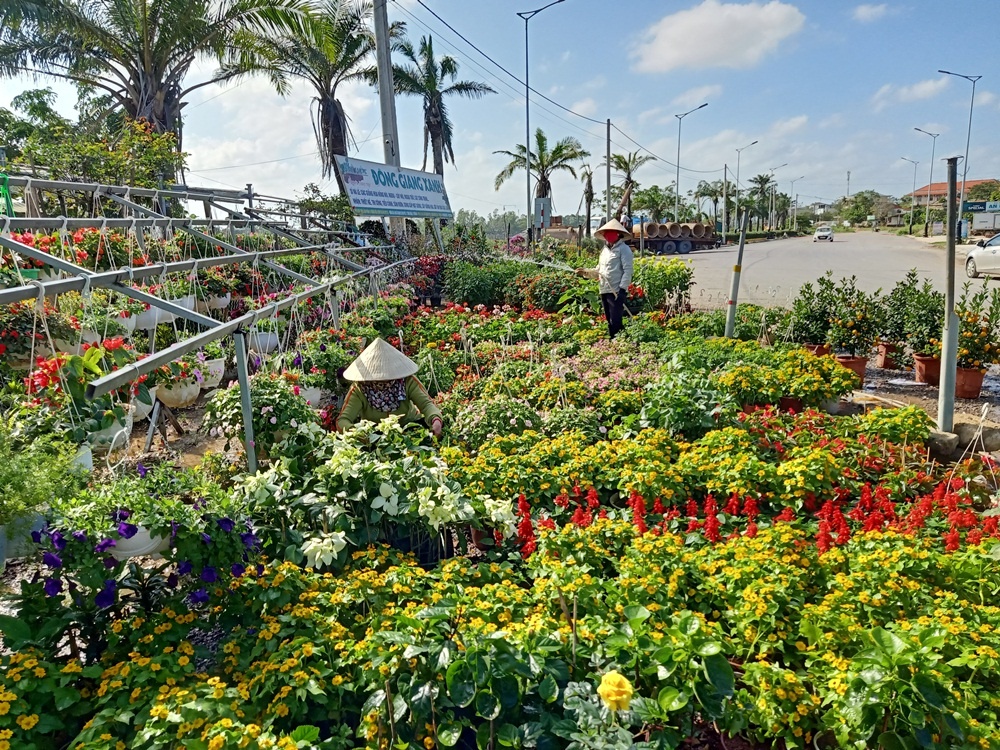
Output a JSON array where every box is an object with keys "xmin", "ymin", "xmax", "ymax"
[{"xmin": 597, "ymin": 670, "xmax": 633, "ymax": 711}]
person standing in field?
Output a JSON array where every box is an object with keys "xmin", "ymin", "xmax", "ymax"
[{"xmin": 577, "ymin": 218, "xmax": 634, "ymax": 339}]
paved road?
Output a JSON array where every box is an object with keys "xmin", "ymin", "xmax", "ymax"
[{"xmin": 678, "ymin": 231, "xmax": 987, "ymax": 308}]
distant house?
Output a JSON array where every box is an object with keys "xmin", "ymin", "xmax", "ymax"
[
  {"xmin": 807, "ymin": 202, "xmax": 832, "ymax": 215},
  {"xmin": 905, "ymin": 179, "xmax": 998, "ymax": 207}
]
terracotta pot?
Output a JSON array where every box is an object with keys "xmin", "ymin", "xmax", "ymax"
[
  {"xmin": 779, "ymin": 396, "xmax": 803, "ymax": 413},
  {"xmin": 803, "ymin": 343, "xmax": 831, "ymax": 357},
  {"xmin": 955, "ymin": 367, "xmax": 986, "ymax": 399},
  {"xmin": 836, "ymin": 355, "xmax": 868, "ymax": 388},
  {"xmin": 875, "ymin": 342, "xmax": 898, "ymax": 370},
  {"xmin": 913, "ymin": 354, "xmax": 941, "ymax": 386}
]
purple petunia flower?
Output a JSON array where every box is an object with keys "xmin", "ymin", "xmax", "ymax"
[
  {"xmin": 201, "ymin": 566, "xmax": 218, "ymax": 583},
  {"xmin": 117, "ymin": 522, "xmax": 138, "ymax": 540},
  {"xmin": 292, "ymin": 353, "xmax": 303, "ymax": 367},
  {"xmin": 42, "ymin": 552, "xmax": 63, "ymax": 569},
  {"xmin": 50, "ymin": 530, "xmax": 66, "ymax": 551},
  {"xmin": 231, "ymin": 563, "xmax": 246, "ymax": 577},
  {"xmin": 103, "ymin": 556, "xmax": 117, "ymax": 570},
  {"xmin": 170, "ymin": 521, "xmax": 179, "ymax": 541},
  {"xmin": 31, "ymin": 530, "xmax": 42, "ymax": 544},
  {"xmin": 95, "ymin": 580, "xmax": 117, "ymax": 609},
  {"xmin": 256, "ymin": 564, "xmax": 265, "ymax": 577},
  {"xmin": 112, "ymin": 508, "xmax": 132, "ymax": 522},
  {"xmin": 240, "ymin": 531, "xmax": 260, "ymax": 550},
  {"xmin": 166, "ymin": 573, "xmax": 178, "ymax": 589},
  {"xmin": 95, "ymin": 538, "xmax": 116, "ymax": 554},
  {"xmin": 319, "ymin": 344, "xmax": 327, "ymax": 352},
  {"xmin": 217, "ymin": 518, "xmax": 235, "ymax": 533},
  {"xmin": 188, "ymin": 588, "xmax": 209, "ymax": 605},
  {"xmin": 177, "ymin": 560, "xmax": 193, "ymax": 576},
  {"xmin": 137, "ymin": 463, "xmax": 148, "ymax": 478},
  {"xmin": 43, "ymin": 577, "xmax": 63, "ymax": 597},
  {"xmin": 201, "ymin": 532, "xmax": 212, "ymax": 545},
  {"xmin": 72, "ymin": 530, "xmax": 87, "ymax": 543}
]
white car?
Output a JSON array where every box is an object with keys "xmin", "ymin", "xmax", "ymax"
[
  {"xmin": 966, "ymin": 232, "xmax": 1000, "ymax": 278},
  {"xmin": 813, "ymin": 226, "xmax": 834, "ymax": 242}
]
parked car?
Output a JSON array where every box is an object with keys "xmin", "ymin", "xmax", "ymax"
[
  {"xmin": 966, "ymin": 232, "xmax": 1000, "ymax": 278},
  {"xmin": 813, "ymin": 226, "xmax": 834, "ymax": 242}
]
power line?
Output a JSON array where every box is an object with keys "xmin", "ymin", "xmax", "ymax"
[{"xmin": 191, "ymin": 152, "xmax": 320, "ymax": 171}]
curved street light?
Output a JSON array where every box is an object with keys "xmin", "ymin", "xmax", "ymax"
[
  {"xmin": 674, "ymin": 102, "xmax": 708, "ymax": 220},
  {"xmin": 915, "ymin": 127, "xmax": 940, "ymax": 236},
  {"xmin": 938, "ymin": 69, "xmax": 982, "ymax": 238},
  {"xmin": 733, "ymin": 140, "xmax": 758, "ymax": 231}
]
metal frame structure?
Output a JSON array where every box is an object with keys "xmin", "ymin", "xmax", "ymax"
[{"xmin": 1, "ymin": 176, "xmax": 415, "ymax": 472}]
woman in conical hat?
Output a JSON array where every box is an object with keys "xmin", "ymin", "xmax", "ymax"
[
  {"xmin": 336, "ymin": 338, "xmax": 444, "ymax": 435},
  {"xmin": 576, "ymin": 218, "xmax": 634, "ymax": 339}
]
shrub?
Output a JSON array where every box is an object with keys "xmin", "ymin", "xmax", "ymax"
[
  {"xmin": 905, "ymin": 280, "xmax": 945, "ymax": 356},
  {"xmin": 523, "ymin": 271, "xmax": 575, "ymax": 312},
  {"xmin": 634, "ymin": 257, "xmax": 694, "ymax": 310},
  {"xmin": 790, "ymin": 273, "xmax": 837, "ymax": 344},
  {"xmin": 543, "ymin": 406, "xmax": 604, "ymax": 442},
  {"xmin": 450, "ymin": 397, "xmax": 540, "ymax": 452},
  {"xmin": 639, "ymin": 355, "xmax": 738, "ymax": 440}
]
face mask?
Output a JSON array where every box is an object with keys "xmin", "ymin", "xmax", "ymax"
[{"xmin": 604, "ymin": 232, "xmax": 619, "ymax": 244}]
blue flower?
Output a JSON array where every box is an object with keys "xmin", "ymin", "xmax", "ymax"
[
  {"xmin": 170, "ymin": 521, "xmax": 179, "ymax": 541},
  {"xmin": 231, "ymin": 563, "xmax": 246, "ymax": 577},
  {"xmin": 103, "ymin": 556, "xmax": 117, "ymax": 570},
  {"xmin": 177, "ymin": 560, "xmax": 193, "ymax": 576},
  {"xmin": 31, "ymin": 530, "xmax": 42, "ymax": 544},
  {"xmin": 240, "ymin": 531, "xmax": 260, "ymax": 550},
  {"xmin": 293, "ymin": 353, "xmax": 303, "ymax": 367},
  {"xmin": 72, "ymin": 530, "xmax": 87, "ymax": 543},
  {"xmin": 319, "ymin": 344, "xmax": 327, "ymax": 352},
  {"xmin": 167, "ymin": 573, "xmax": 178, "ymax": 589},
  {"xmin": 188, "ymin": 588, "xmax": 209, "ymax": 605},
  {"xmin": 95, "ymin": 538, "xmax": 116, "ymax": 554},
  {"xmin": 50, "ymin": 530, "xmax": 66, "ymax": 551},
  {"xmin": 95, "ymin": 580, "xmax": 117, "ymax": 609},
  {"xmin": 201, "ymin": 532, "xmax": 212, "ymax": 545},
  {"xmin": 137, "ymin": 463, "xmax": 148, "ymax": 478},
  {"xmin": 42, "ymin": 552, "xmax": 63, "ymax": 569},
  {"xmin": 217, "ymin": 518, "xmax": 235, "ymax": 533},
  {"xmin": 43, "ymin": 577, "xmax": 63, "ymax": 597},
  {"xmin": 117, "ymin": 522, "xmax": 138, "ymax": 540},
  {"xmin": 112, "ymin": 508, "xmax": 132, "ymax": 522},
  {"xmin": 201, "ymin": 566, "xmax": 218, "ymax": 583}
]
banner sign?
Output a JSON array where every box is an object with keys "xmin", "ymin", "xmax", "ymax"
[
  {"xmin": 334, "ymin": 156, "xmax": 453, "ymax": 219},
  {"xmin": 988, "ymin": 201, "xmax": 1000, "ymax": 212},
  {"xmin": 963, "ymin": 201, "xmax": 987, "ymax": 212}
]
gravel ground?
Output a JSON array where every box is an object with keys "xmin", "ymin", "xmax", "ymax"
[{"xmin": 859, "ymin": 362, "xmax": 1000, "ymax": 424}]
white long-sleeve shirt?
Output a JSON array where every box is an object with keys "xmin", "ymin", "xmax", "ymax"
[{"xmin": 595, "ymin": 240, "xmax": 634, "ymax": 295}]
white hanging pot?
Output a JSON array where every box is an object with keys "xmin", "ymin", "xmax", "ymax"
[
  {"xmin": 53, "ymin": 338, "xmax": 82, "ymax": 356},
  {"xmin": 74, "ymin": 444, "xmax": 94, "ymax": 472},
  {"xmin": 121, "ymin": 314, "xmax": 138, "ymax": 333},
  {"xmin": 134, "ymin": 308, "xmax": 159, "ymax": 330},
  {"xmin": 110, "ymin": 526, "xmax": 170, "ymax": 561},
  {"xmin": 157, "ymin": 380, "xmax": 200, "ymax": 409},
  {"xmin": 200, "ymin": 358, "xmax": 226, "ymax": 390},
  {"xmin": 298, "ymin": 386, "xmax": 325, "ymax": 406},
  {"xmin": 131, "ymin": 386, "xmax": 157, "ymax": 421},
  {"xmin": 195, "ymin": 298, "xmax": 211, "ymax": 314},
  {"xmin": 82, "ymin": 330, "xmax": 103, "ymax": 345},
  {"xmin": 174, "ymin": 295, "xmax": 196, "ymax": 311},
  {"xmin": 88, "ymin": 416, "xmax": 132, "ymax": 455},
  {"xmin": 208, "ymin": 293, "xmax": 231, "ymax": 310},
  {"xmin": 249, "ymin": 332, "xmax": 279, "ymax": 354}
]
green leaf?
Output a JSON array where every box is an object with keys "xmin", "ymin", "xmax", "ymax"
[
  {"xmin": 538, "ymin": 674, "xmax": 558, "ymax": 703},
  {"xmin": 624, "ymin": 604, "xmax": 650, "ymax": 627},
  {"xmin": 859, "ymin": 666, "xmax": 886, "ymax": 685},
  {"xmin": 470, "ymin": 651, "xmax": 490, "ymax": 686},
  {"xmin": 877, "ymin": 732, "xmax": 906, "ymax": 750},
  {"xmin": 497, "ymin": 723, "xmax": 521, "ymax": 747},
  {"xmin": 476, "ymin": 722, "xmax": 493, "ymax": 750},
  {"xmin": 0, "ymin": 615, "xmax": 32, "ymax": 645},
  {"xmin": 678, "ymin": 614, "xmax": 700, "ymax": 636},
  {"xmin": 362, "ymin": 689, "xmax": 386, "ymax": 715},
  {"xmin": 446, "ymin": 662, "xmax": 476, "ymax": 708},
  {"xmin": 495, "ymin": 675, "xmax": 520, "ymax": 710},
  {"xmin": 436, "ymin": 643, "xmax": 452, "ymax": 671},
  {"xmin": 696, "ymin": 641, "xmax": 722, "ymax": 657},
  {"xmin": 476, "ymin": 690, "xmax": 501, "ymax": 720},
  {"xmin": 872, "ymin": 627, "xmax": 906, "ymax": 657},
  {"xmin": 437, "ymin": 722, "xmax": 463, "ymax": 748},
  {"xmin": 290, "ymin": 726, "xmax": 320, "ymax": 743},
  {"xmin": 703, "ymin": 653, "xmax": 734, "ymax": 697},
  {"xmin": 657, "ymin": 686, "xmax": 687, "ymax": 713},
  {"xmin": 912, "ymin": 674, "xmax": 945, "ymax": 709}
]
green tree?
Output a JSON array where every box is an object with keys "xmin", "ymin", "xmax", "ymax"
[
  {"xmin": 695, "ymin": 179, "xmax": 724, "ymax": 225},
  {"xmin": 494, "ymin": 128, "xmax": 590, "ymax": 206},
  {"xmin": 393, "ymin": 36, "xmax": 495, "ymax": 175},
  {"xmin": 633, "ymin": 185, "xmax": 673, "ymax": 222},
  {"xmin": 967, "ymin": 180, "xmax": 1000, "ymax": 201},
  {"xmin": 748, "ymin": 174, "xmax": 775, "ymax": 230},
  {"xmin": 0, "ymin": 88, "xmax": 70, "ymax": 161},
  {"xmin": 296, "ymin": 182, "xmax": 355, "ymax": 224},
  {"xmin": 602, "ymin": 150, "xmax": 656, "ymax": 217},
  {"xmin": 0, "ymin": 0, "xmax": 312, "ymax": 140}
]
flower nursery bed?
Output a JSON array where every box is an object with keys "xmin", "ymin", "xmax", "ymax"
[{"xmin": 3, "ymin": 252, "xmax": 1000, "ymax": 750}]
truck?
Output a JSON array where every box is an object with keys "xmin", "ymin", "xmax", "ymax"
[{"xmin": 629, "ymin": 221, "xmax": 721, "ymax": 255}]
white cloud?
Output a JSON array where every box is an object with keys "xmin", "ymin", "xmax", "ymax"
[
  {"xmin": 671, "ymin": 84, "xmax": 723, "ymax": 109},
  {"xmin": 852, "ymin": 4, "xmax": 889, "ymax": 22},
  {"xmin": 569, "ymin": 97, "xmax": 598, "ymax": 117},
  {"xmin": 871, "ymin": 77, "xmax": 948, "ymax": 112},
  {"xmin": 632, "ymin": 0, "xmax": 805, "ymax": 73},
  {"xmin": 769, "ymin": 115, "xmax": 808, "ymax": 137}
]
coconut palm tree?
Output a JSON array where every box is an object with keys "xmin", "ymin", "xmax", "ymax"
[
  {"xmin": 235, "ymin": 0, "xmax": 388, "ymax": 192},
  {"xmin": 0, "ymin": 0, "xmax": 313, "ymax": 143},
  {"xmin": 602, "ymin": 150, "xmax": 655, "ymax": 218},
  {"xmin": 494, "ymin": 128, "xmax": 590, "ymax": 208},
  {"xmin": 748, "ymin": 174, "xmax": 775, "ymax": 230},
  {"xmin": 695, "ymin": 180, "xmax": 724, "ymax": 227},
  {"xmin": 392, "ymin": 35, "xmax": 495, "ymax": 175},
  {"xmin": 580, "ymin": 164, "xmax": 594, "ymax": 238}
]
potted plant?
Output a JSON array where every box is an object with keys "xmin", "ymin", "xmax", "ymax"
[
  {"xmin": 248, "ymin": 316, "xmax": 285, "ymax": 354},
  {"xmin": 790, "ymin": 273, "xmax": 837, "ymax": 354},
  {"xmin": 877, "ymin": 270, "xmax": 919, "ymax": 370},
  {"xmin": 194, "ymin": 338, "xmax": 230, "ymax": 390},
  {"xmin": 196, "ymin": 267, "xmax": 234, "ymax": 311},
  {"xmin": 905, "ymin": 280, "xmax": 946, "ymax": 385},
  {"xmin": 203, "ymin": 372, "xmax": 319, "ymax": 460},
  {"xmin": 953, "ymin": 282, "xmax": 1000, "ymax": 399},
  {"xmin": 0, "ymin": 300, "xmax": 79, "ymax": 367},
  {"xmin": 825, "ymin": 276, "xmax": 881, "ymax": 388},
  {"xmin": 150, "ymin": 353, "xmax": 202, "ymax": 409}
]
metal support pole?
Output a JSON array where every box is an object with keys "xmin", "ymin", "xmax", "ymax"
[
  {"xmin": 523, "ymin": 15, "xmax": 532, "ymax": 243},
  {"xmin": 915, "ymin": 128, "xmax": 939, "ymax": 237},
  {"xmin": 724, "ymin": 210, "xmax": 752, "ymax": 338},
  {"xmin": 938, "ymin": 157, "xmax": 960, "ymax": 433},
  {"xmin": 234, "ymin": 330, "xmax": 257, "ymax": 474},
  {"xmin": 374, "ymin": 0, "xmax": 401, "ymax": 168},
  {"xmin": 721, "ymin": 164, "xmax": 727, "ymax": 244},
  {"xmin": 605, "ymin": 119, "xmax": 611, "ymax": 222}
]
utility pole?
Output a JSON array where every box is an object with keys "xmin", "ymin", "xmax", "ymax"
[
  {"xmin": 901, "ymin": 157, "xmax": 918, "ymax": 235},
  {"xmin": 846, "ymin": 171, "xmax": 851, "ymax": 200},
  {"xmin": 938, "ymin": 156, "xmax": 960, "ymax": 433},
  {"xmin": 606, "ymin": 119, "xmax": 611, "ymax": 222},
  {"xmin": 724, "ymin": 209, "xmax": 752, "ymax": 338},
  {"xmin": 373, "ymin": 0, "xmax": 400, "ymax": 168}
]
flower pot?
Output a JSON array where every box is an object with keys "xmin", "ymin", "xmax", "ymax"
[
  {"xmin": 208, "ymin": 293, "xmax": 231, "ymax": 310},
  {"xmin": 804, "ymin": 343, "xmax": 831, "ymax": 357},
  {"xmin": 249, "ymin": 331, "xmax": 280, "ymax": 354},
  {"xmin": 121, "ymin": 314, "xmax": 138, "ymax": 333},
  {"xmin": 173, "ymin": 295, "xmax": 196, "ymax": 311},
  {"xmin": 158, "ymin": 380, "xmax": 200, "ymax": 409},
  {"xmin": 110, "ymin": 526, "xmax": 170, "ymax": 561},
  {"xmin": 88, "ymin": 414, "xmax": 132, "ymax": 455},
  {"xmin": 470, "ymin": 526, "xmax": 492, "ymax": 552},
  {"xmin": 132, "ymin": 387, "xmax": 157, "ymax": 421},
  {"xmin": 778, "ymin": 396, "xmax": 803, "ymax": 413},
  {"xmin": 82, "ymin": 329, "xmax": 103, "ymax": 345},
  {"xmin": 298, "ymin": 386, "xmax": 325, "ymax": 406},
  {"xmin": 200, "ymin": 358, "xmax": 226, "ymax": 390},
  {"xmin": 821, "ymin": 399, "xmax": 840, "ymax": 415},
  {"xmin": 133, "ymin": 308, "xmax": 159, "ymax": 330},
  {"xmin": 875, "ymin": 343, "xmax": 898, "ymax": 370},
  {"xmin": 74, "ymin": 444, "xmax": 94, "ymax": 471},
  {"xmin": 913, "ymin": 354, "xmax": 941, "ymax": 386},
  {"xmin": 53, "ymin": 338, "xmax": 82, "ymax": 356},
  {"xmin": 955, "ymin": 367, "xmax": 986, "ymax": 399},
  {"xmin": 835, "ymin": 355, "xmax": 868, "ymax": 388}
]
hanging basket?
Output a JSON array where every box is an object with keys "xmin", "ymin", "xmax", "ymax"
[
  {"xmin": 88, "ymin": 410, "xmax": 133, "ymax": 456},
  {"xmin": 298, "ymin": 386, "xmax": 326, "ymax": 406},
  {"xmin": 110, "ymin": 527, "xmax": 170, "ymax": 561},
  {"xmin": 132, "ymin": 387, "xmax": 157, "ymax": 422},
  {"xmin": 249, "ymin": 332, "xmax": 280, "ymax": 354},
  {"xmin": 53, "ymin": 338, "xmax": 83, "ymax": 356},
  {"xmin": 200, "ymin": 359, "xmax": 226, "ymax": 390},
  {"xmin": 133, "ymin": 308, "xmax": 159, "ymax": 330},
  {"xmin": 158, "ymin": 381, "xmax": 200, "ymax": 409},
  {"xmin": 208, "ymin": 293, "xmax": 231, "ymax": 310}
]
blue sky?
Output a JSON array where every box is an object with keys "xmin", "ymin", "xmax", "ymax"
[{"xmin": 4, "ymin": 0, "xmax": 999, "ymax": 216}]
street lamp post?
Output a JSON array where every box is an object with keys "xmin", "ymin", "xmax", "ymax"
[
  {"xmin": 674, "ymin": 102, "xmax": 708, "ymax": 220},
  {"xmin": 734, "ymin": 140, "xmax": 758, "ymax": 232},
  {"xmin": 901, "ymin": 157, "xmax": 919, "ymax": 235},
  {"xmin": 768, "ymin": 163, "xmax": 787, "ymax": 229},
  {"xmin": 517, "ymin": 0, "xmax": 565, "ymax": 245},
  {"xmin": 915, "ymin": 127, "xmax": 939, "ymax": 236},
  {"xmin": 938, "ymin": 69, "xmax": 982, "ymax": 240},
  {"xmin": 788, "ymin": 176, "xmax": 804, "ymax": 230}
]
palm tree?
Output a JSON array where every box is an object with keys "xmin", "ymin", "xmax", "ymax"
[
  {"xmin": 695, "ymin": 180, "xmax": 724, "ymax": 227},
  {"xmin": 748, "ymin": 174, "xmax": 775, "ymax": 230},
  {"xmin": 602, "ymin": 150, "xmax": 655, "ymax": 218},
  {"xmin": 494, "ymin": 128, "xmax": 590, "ymax": 208},
  {"xmin": 580, "ymin": 164, "xmax": 594, "ymax": 238},
  {"xmin": 0, "ymin": 0, "xmax": 313, "ymax": 143},
  {"xmin": 241, "ymin": 0, "xmax": 387, "ymax": 192},
  {"xmin": 392, "ymin": 36, "xmax": 495, "ymax": 175}
]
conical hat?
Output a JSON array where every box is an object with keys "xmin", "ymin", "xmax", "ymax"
[
  {"xmin": 343, "ymin": 338, "xmax": 418, "ymax": 381},
  {"xmin": 594, "ymin": 218, "xmax": 633, "ymax": 241}
]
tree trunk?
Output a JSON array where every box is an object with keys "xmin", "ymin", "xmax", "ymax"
[
  {"xmin": 585, "ymin": 198, "xmax": 592, "ymax": 238},
  {"xmin": 316, "ymin": 96, "xmax": 349, "ymax": 195}
]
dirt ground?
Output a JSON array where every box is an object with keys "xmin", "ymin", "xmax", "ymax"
[{"xmin": 859, "ymin": 362, "xmax": 1000, "ymax": 426}]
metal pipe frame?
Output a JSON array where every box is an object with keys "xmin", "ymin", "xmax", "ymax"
[{"xmin": 4, "ymin": 175, "xmax": 246, "ymax": 204}]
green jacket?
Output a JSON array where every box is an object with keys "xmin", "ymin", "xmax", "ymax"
[{"xmin": 336, "ymin": 376, "xmax": 442, "ymax": 431}]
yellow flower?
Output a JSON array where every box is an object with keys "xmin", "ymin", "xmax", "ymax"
[
  {"xmin": 16, "ymin": 714, "xmax": 40, "ymax": 731},
  {"xmin": 597, "ymin": 670, "xmax": 633, "ymax": 711}
]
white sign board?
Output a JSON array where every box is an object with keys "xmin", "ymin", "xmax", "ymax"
[
  {"xmin": 333, "ymin": 156, "xmax": 453, "ymax": 219},
  {"xmin": 534, "ymin": 197, "xmax": 552, "ymax": 229}
]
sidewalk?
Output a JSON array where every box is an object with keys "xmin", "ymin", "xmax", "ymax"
[{"xmin": 903, "ymin": 232, "xmax": 971, "ymax": 258}]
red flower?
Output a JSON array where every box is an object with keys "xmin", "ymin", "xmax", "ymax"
[
  {"xmin": 776, "ymin": 507, "xmax": 796, "ymax": 523},
  {"xmin": 943, "ymin": 528, "xmax": 960, "ymax": 552}
]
